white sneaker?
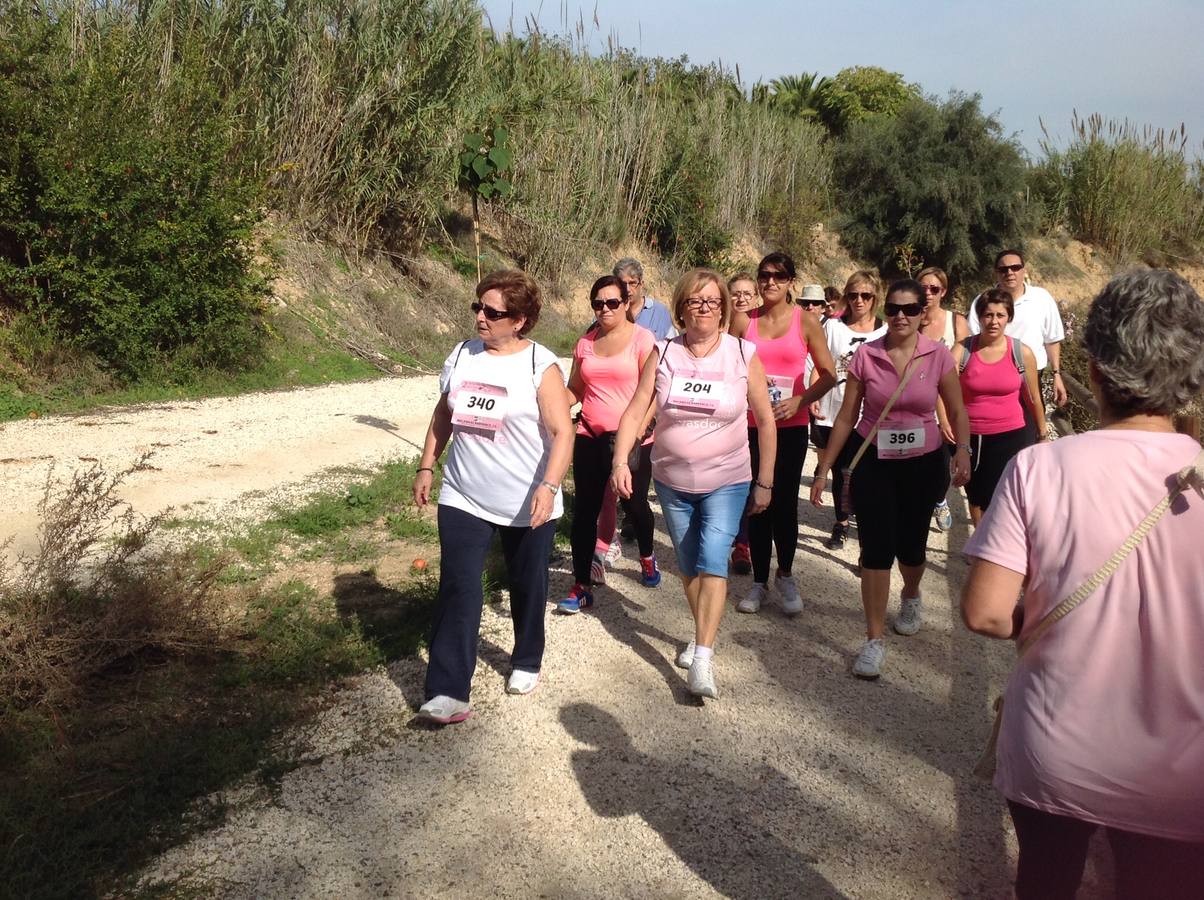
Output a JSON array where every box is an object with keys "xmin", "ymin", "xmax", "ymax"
[
  {"xmin": 852, "ymin": 639, "xmax": 886, "ymax": 680},
  {"xmin": 894, "ymin": 595, "xmax": 923, "ymax": 636},
  {"xmin": 776, "ymin": 574, "xmax": 803, "ymax": 616},
  {"xmin": 506, "ymin": 668, "xmax": 540, "ymax": 695},
  {"xmin": 417, "ymin": 695, "xmax": 473, "ymax": 724},
  {"xmin": 688, "ymin": 656, "xmax": 718, "ymax": 698},
  {"xmin": 676, "ymin": 640, "xmax": 696, "ymax": 669},
  {"xmin": 737, "ymin": 582, "xmax": 767, "ymax": 614},
  {"xmin": 604, "ymin": 538, "xmax": 623, "ymax": 565}
]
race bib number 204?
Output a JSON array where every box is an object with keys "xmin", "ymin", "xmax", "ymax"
[{"xmin": 668, "ymin": 374, "xmax": 724, "ymax": 413}]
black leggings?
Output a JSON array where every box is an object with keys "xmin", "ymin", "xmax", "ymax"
[
  {"xmin": 812, "ymin": 424, "xmax": 851, "ymax": 523},
  {"xmin": 570, "ymin": 433, "xmax": 654, "ymax": 583},
  {"xmin": 748, "ymin": 425, "xmax": 808, "ymax": 583},
  {"xmin": 1008, "ymin": 801, "xmax": 1204, "ymax": 900},
  {"xmin": 848, "ymin": 436, "xmax": 949, "ymax": 569}
]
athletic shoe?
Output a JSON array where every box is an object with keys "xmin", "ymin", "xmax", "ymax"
[
  {"xmin": 639, "ymin": 554, "xmax": 662, "ymax": 588},
  {"xmin": 506, "ymin": 669, "xmax": 540, "ymax": 695},
  {"xmin": 589, "ymin": 552, "xmax": 607, "ymax": 586},
  {"xmin": 417, "ymin": 695, "xmax": 472, "ymax": 724},
  {"xmin": 730, "ymin": 541, "xmax": 752, "ymax": 575},
  {"xmin": 934, "ymin": 501, "xmax": 953, "ymax": 532},
  {"xmin": 825, "ymin": 522, "xmax": 848, "ymax": 550},
  {"xmin": 737, "ymin": 582, "xmax": 767, "ymax": 614},
  {"xmin": 776, "ymin": 573, "xmax": 803, "ymax": 616},
  {"xmin": 556, "ymin": 583, "xmax": 594, "ymax": 615},
  {"xmin": 604, "ymin": 538, "xmax": 623, "ymax": 565},
  {"xmin": 687, "ymin": 656, "xmax": 718, "ymax": 698},
  {"xmin": 894, "ymin": 594, "xmax": 923, "ymax": 636},
  {"xmin": 852, "ymin": 638, "xmax": 886, "ymax": 680},
  {"xmin": 676, "ymin": 640, "xmax": 696, "ymax": 669}
]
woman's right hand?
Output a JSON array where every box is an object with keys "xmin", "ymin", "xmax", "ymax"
[
  {"xmin": 749, "ymin": 483, "xmax": 772, "ymax": 514},
  {"xmin": 611, "ymin": 463, "xmax": 633, "ymax": 499},
  {"xmin": 809, "ymin": 470, "xmax": 828, "ymax": 507},
  {"xmin": 413, "ymin": 468, "xmax": 434, "ymax": 507},
  {"xmin": 809, "ymin": 401, "xmax": 822, "ymax": 419}
]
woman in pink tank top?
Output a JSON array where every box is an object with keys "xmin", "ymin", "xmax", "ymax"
[
  {"xmin": 729, "ymin": 252, "xmax": 836, "ymax": 615},
  {"xmin": 955, "ymin": 288, "xmax": 1046, "ymax": 526},
  {"xmin": 611, "ymin": 269, "xmax": 776, "ymax": 701}
]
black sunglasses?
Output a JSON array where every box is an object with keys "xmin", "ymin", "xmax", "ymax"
[
  {"xmin": 844, "ymin": 291, "xmax": 875, "ymax": 302},
  {"xmin": 470, "ymin": 301, "xmax": 512, "ymax": 321},
  {"xmin": 995, "ymin": 263, "xmax": 1024, "ymax": 274},
  {"xmin": 799, "ymin": 300, "xmax": 827, "ymax": 309},
  {"xmin": 590, "ymin": 297, "xmax": 627, "ymax": 311},
  {"xmin": 884, "ymin": 301, "xmax": 924, "ymax": 317},
  {"xmin": 921, "ymin": 285, "xmax": 943, "ymax": 295},
  {"xmin": 757, "ymin": 270, "xmax": 789, "ymax": 283}
]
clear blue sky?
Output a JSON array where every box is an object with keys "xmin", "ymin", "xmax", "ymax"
[{"xmin": 479, "ymin": 0, "xmax": 1204, "ymax": 159}]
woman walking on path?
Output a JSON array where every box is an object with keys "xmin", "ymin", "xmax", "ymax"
[
  {"xmin": 809, "ymin": 271, "xmax": 887, "ymax": 550},
  {"xmin": 559, "ymin": 276, "xmax": 659, "ymax": 614},
  {"xmin": 918, "ymin": 266, "xmax": 969, "ymax": 532},
  {"xmin": 411, "ymin": 270, "xmax": 573, "ymax": 724},
  {"xmin": 611, "ymin": 269, "xmax": 776, "ymax": 699},
  {"xmin": 730, "ymin": 254, "xmax": 836, "ymax": 614},
  {"xmin": 962, "ymin": 269, "xmax": 1204, "ymax": 899},
  {"xmin": 955, "ymin": 288, "xmax": 1046, "ymax": 525},
  {"xmin": 809, "ymin": 279, "xmax": 970, "ymax": 679}
]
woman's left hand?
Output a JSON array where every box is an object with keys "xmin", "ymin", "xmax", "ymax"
[
  {"xmin": 951, "ymin": 447, "xmax": 971, "ymax": 488},
  {"xmin": 772, "ymin": 396, "xmax": 803, "ymax": 421},
  {"xmin": 529, "ymin": 483, "xmax": 556, "ymax": 528},
  {"xmin": 749, "ymin": 483, "xmax": 772, "ymax": 514}
]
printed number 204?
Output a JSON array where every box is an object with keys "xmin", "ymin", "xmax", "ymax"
[{"xmin": 683, "ymin": 382, "xmax": 712, "ymax": 394}]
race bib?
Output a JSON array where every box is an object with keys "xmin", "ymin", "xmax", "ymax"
[
  {"xmin": 767, "ymin": 374, "xmax": 795, "ymax": 404},
  {"xmin": 877, "ymin": 426, "xmax": 926, "ymax": 459},
  {"xmin": 668, "ymin": 374, "xmax": 724, "ymax": 413},
  {"xmin": 451, "ymin": 381, "xmax": 509, "ymax": 440}
]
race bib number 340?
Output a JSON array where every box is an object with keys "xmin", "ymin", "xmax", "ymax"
[
  {"xmin": 877, "ymin": 426, "xmax": 925, "ymax": 458},
  {"xmin": 452, "ymin": 381, "xmax": 509, "ymax": 440},
  {"xmin": 668, "ymin": 375, "xmax": 724, "ymax": 413}
]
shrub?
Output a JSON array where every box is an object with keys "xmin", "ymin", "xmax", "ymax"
[{"xmin": 833, "ymin": 93, "xmax": 1031, "ymax": 280}]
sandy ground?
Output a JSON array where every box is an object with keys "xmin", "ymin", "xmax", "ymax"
[{"xmin": 5, "ymin": 380, "xmax": 1113, "ymax": 898}]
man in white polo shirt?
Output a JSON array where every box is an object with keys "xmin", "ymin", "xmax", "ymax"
[{"xmin": 968, "ymin": 249, "xmax": 1069, "ymax": 409}]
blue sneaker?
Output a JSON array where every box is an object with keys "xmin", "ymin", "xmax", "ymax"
[
  {"xmin": 639, "ymin": 554, "xmax": 662, "ymax": 588},
  {"xmin": 556, "ymin": 583, "xmax": 594, "ymax": 615}
]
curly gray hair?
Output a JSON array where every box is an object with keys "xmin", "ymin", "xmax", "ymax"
[{"xmin": 1083, "ymin": 268, "xmax": 1204, "ymax": 416}]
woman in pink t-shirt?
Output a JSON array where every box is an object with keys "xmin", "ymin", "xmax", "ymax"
[
  {"xmin": 612, "ymin": 269, "xmax": 776, "ymax": 700},
  {"xmin": 962, "ymin": 269, "xmax": 1204, "ymax": 899},
  {"xmin": 809, "ymin": 279, "xmax": 971, "ymax": 680}
]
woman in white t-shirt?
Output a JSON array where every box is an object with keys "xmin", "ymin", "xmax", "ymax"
[
  {"xmin": 411, "ymin": 269, "xmax": 573, "ymax": 725},
  {"xmin": 809, "ymin": 270, "xmax": 887, "ymax": 549}
]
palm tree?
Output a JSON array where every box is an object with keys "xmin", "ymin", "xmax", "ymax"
[{"xmin": 766, "ymin": 73, "xmax": 828, "ymax": 120}]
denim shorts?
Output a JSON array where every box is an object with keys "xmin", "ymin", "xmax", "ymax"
[{"xmin": 654, "ymin": 480, "xmax": 750, "ymax": 578}]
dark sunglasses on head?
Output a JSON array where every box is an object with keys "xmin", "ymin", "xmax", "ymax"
[
  {"xmin": 996, "ymin": 263, "xmax": 1024, "ymax": 274},
  {"xmin": 884, "ymin": 301, "xmax": 925, "ymax": 317},
  {"xmin": 844, "ymin": 291, "xmax": 875, "ymax": 302},
  {"xmin": 590, "ymin": 297, "xmax": 627, "ymax": 311},
  {"xmin": 470, "ymin": 301, "xmax": 512, "ymax": 321},
  {"xmin": 757, "ymin": 270, "xmax": 789, "ymax": 283},
  {"xmin": 922, "ymin": 285, "xmax": 943, "ymax": 295}
]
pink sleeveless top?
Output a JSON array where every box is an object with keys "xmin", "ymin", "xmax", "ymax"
[
  {"xmin": 652, "ymin": 334, "xmax": 753, "ymax": 493},
  {"xmin": 960, "ymin": 337, "xmax": 1026, "ymax": 435},
  {"xmin": 574, "ymin": 325, "xmax": 655, "ymax": 436},
  {"xmin": 745, "ymin": 305, "xmax": 810, "ymax": 428}
]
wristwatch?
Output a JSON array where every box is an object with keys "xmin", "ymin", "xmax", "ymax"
[{"xmin": 540, "ymin": 480, "xmax": 560, "ymax": 494}]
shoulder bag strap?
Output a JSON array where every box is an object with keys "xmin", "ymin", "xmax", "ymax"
[
  {"xmin": 844, "ymin": 350, "xmax": 921, "ymax": 473},
  {"xmin": 957, "ymin": 336, "xmax": 976, "ymax": 374}
]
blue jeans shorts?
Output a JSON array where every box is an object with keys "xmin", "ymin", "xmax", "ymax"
[{"xmin": 654, "ymin": 480, "xmax": 750, "ymax": 578}]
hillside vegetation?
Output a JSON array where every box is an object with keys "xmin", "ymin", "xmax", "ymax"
[{"xmin": 1, "ymin": 0, "xmax": 1202, "ymax": 419}]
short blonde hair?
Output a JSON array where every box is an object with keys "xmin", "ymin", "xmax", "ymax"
[
  {"xmin": 672, "ymin": 269, "xmax": 731, "ymax": 330},
  {"xmin": 844, "ymin": 269, "xmax": 883, "ymax": 318}
]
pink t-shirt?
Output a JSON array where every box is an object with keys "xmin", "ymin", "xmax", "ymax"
[
  {"xmin": 574, "ymin": 324, "xmax": 655, "ymax": 436},
  {"xmin": 652, "ymin": 334, "xmax": 753, "ymax": 493},
  {"xmin": 848, "ymin": 334, "xmax": 954, "ymax": 454},
  {"xmin": 745, "ymin": 305, "xmax": 811, "ymax": 429},
  {"xmin": 960, "ymin": 337, "xmax": 1026, "ymax": 435},
  {"xmin": 965, "ymin": 431, "xmax": 1204, "ymax": 841}
]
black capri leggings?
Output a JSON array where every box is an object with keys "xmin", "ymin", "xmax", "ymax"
[
  {"xmin": 848, "ymin": 435, "xmax": 949, "ymax": 570},
  {"xmin": 965, "ymin": 426, "xmax": 1030, "ymax": 510},
  {"xmin": 812, "ymin": 424, "xmax": 852, "ymax": 523},
  {"xmin": 570, "ymin": 433, "xmax": 654, "ymax": 584},
  {"xmin": 748, "ymin": 425, "xmax": 808, "ymax": 583}
]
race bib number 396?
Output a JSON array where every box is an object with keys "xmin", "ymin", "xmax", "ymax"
[
  {"xmin": 668, "ymin": 375, "xmax": 724, "ymax": 412},
  {"xmin": 877, "ymin": 426, "xmax": 925, "ymax": 458}
]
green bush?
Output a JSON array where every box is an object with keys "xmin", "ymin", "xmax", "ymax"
[{"xmin": 833, "ymin": 93, "xmax": 1031, "ymax": 279}]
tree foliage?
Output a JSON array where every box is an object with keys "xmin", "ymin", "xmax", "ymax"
[
  {"xmin": 833, "ymin": 93, "xmax": 1031, "ymax": 279},
  {"xmin": 814, "ymin": 66, "xmax": 920, "ymax": 134}
]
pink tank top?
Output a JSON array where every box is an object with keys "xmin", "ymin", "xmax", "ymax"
[
  {"xmin": 652, "ymin": 334, "xmax": 753, "ymax": 493},
  {"xmin": 745, "ymin": 305, "xmax": 810, "ymax": 428},
  {"xmin": 574, "ymin": 325, "xmax": 655, "ymax": 436},
  {"xmin": 960, "ymin": 337, "xmax": 1026, "ymax": 435}
]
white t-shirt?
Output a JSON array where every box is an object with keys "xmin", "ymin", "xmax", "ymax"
[
  {"xmin": 967, "ymin": 283, "xmax": 1065, "ymax": 370},
  {"xmin": 438, "ymin": 339, "xmax": 564, "ymax": 527},
  {"xmin": 812, "ymin": 317, "xmax": 887, "ymax": 426}
]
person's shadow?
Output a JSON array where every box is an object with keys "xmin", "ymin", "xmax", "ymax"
[{"xmin": 560, "ymin": 702, "xmax": 847, "ymax": 899}]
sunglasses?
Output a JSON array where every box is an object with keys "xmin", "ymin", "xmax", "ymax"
[
  {"xmin": 684, "ymin": 297, "xmax": 722, "ymax": 311},
  {"xmin": 995, "ymin": 263, "xmax": 1024, "ymax": 274},
  {"xmin": 470, "ymin": 301, "xmax": 512, "ymax": 321},
  {"xmin": 757, "ymin": 271, "xmax": 789, "ymax": 283},
  {"xmin": 590, "ymin": 297, "xmax": 627, "ymax": 311},
  {"xmin": 922, "ymin": 285, "xmax": 943, "ymax": 295},
  {"xmin": 800, "ymin": 300, "xmax": 827, "ymax": 309},
  {"xmin": 884, "ymin": 301, "xmax": 925, "ymax": 318},
  {"xmin": 844, "ymin": 291, "xmax": 875, "ymax": 302}
]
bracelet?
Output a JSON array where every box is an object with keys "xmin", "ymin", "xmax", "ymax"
[
  {"xmin": 1051, "ymin": 369, "xmax": 1061, "ymax": 375},
  {"xmin": 540, "ymin": 480, "xmax": 560, "ymax": 494},
  {"xmin": 612, "ymin": 462, "xmax": 630, "ymax": 471},
  {"xmin": 956, "ymin": 442, "xmax": 971, "ymax": 452},
  {"xmin": 416, "ymin": 466, "xmax": 434, "ymax": 474},
  {"xmin": 754, "ymin": 479, "xmax": 773, "ymax": 490}
]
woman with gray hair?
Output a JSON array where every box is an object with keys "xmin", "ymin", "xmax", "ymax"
[{"xmin": 961, "ymin": 268, "xmax": 1204, "ymax": 898}]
